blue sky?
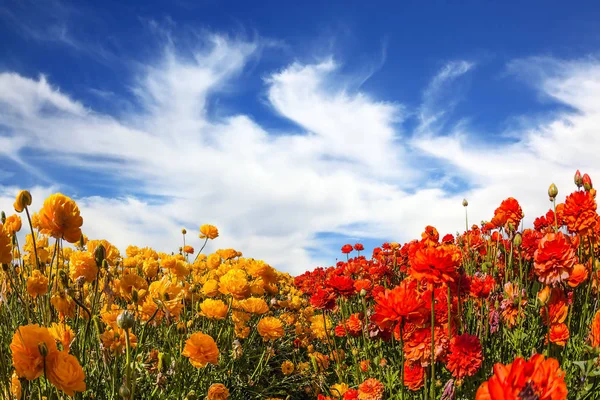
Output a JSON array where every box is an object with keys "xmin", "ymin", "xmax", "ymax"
[{"xmin": 1, "ymin": 0, "xmax": 600, "ymax": 274}]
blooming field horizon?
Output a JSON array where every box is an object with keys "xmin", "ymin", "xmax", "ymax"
[{"xmin": 1, "ymin": 171, "xmax": 600, "ymax": 399}]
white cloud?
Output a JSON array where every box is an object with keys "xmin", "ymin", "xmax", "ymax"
[{"xmin": 0, "ymin": 38, "xmax": 598, "ymax": 275}]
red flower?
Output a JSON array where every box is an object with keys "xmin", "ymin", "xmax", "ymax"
[
  {"xmin": 409, "ymin": 244, "xmax": 461, "ymax": 284},
  {"xmin": 562, "ymin": 190, "xmax": 597, "ymax": 235},
  {"xmin": 345, "ymin": 313, "xmax": 363, "ymax": 336},
  {"xmin": 534, "ymin": 232, "xmax": 577, "ymax": 286},
  {"xmin": 371, "ymin": 281, "xmax": 427, "ymax": 331},
  {"xmin": 357, "ymin": 378, "xmax": 384, "ymax": 400},
  {"xmin": 470, "ymin": 274, "xmax": 496, "ymax": 299},
  {"xmin": 326, "ymin": 275, "xmax": 356, "ymax": 297},
  {"xmin": 343, "ymin": 389, "xmax": 359, "ymax": 400},
  {"xmin": 341, "ymin": 244, "xmax": 354, "ymax": 254},
  {"xmin": 354, "ymin": 243, "xmax": 364, "ymax": 251},
  {"xmin": 589, "ymin": 310, "xmax": 600, "ymax": 348},
  {"xmin": 441, "ymin": 233, "xmax": 455, "ymax": 244},
  {"xmin": 404, "ymin": 363, "xmax": 425, "ymax": 391},
  {"xmin": 491, "ymin": 197, "xmax": 524, "ymax": 231},
  {"xmin": 548, "ymin": 323, "xmax": 569, "ymax": 347},
  {"xmin": 475, "ymin": 354, "xmax": 567, "ymax": 400},
  {"xmin": 310, "ymin": 288, "xmax": 336, "ymax": 310},
  {"xmin": 445, "ymin": 333, "xmax": 483, "ymax": 379}
]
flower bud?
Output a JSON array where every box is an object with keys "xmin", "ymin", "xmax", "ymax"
[
  {"xmin": 462, "ymin": 199, "xmax": 468, "ymax": 207},
  {"xmin": 38, "ymin": 342, "xmax": 48, "ymax": 357},
  {"xmin": 176, "ymin": 321, "xmax": 187, "ymax": 335},
  {"xmin": 184, "ymin": 390, "xmax": 197, "ymax": 400},
  {"xmin": 575, "ymin": 170, "xmax": 583, "ymax": 188},
  {"xmin": 119, "ymin": 385, "xmax": 131, "ymax": 399},
  {"xmin": 513, "ymin": 233, "xmax": 522, "ymax": 248},
  {"xmin": 548, "ymin": 183, "xmax": 558, "ymax": 200},
  {"xmin": 94, "ymin": 244, "xmax": 106, "ymax": 267},
  {"xmin": 117, "ymin": 310, "xmax": 135, "ymax": 330},
  {"xmin": 583, "ymin": 173, "xmax": 593, "ymax": 191},
  {"xmin": 14, "ymin": 190, "xmax": 32, "ymax": 213},
  {"xmin": 181, "ymin": 228, "xmax": 187, "ymax": 235},
  {"xmin": 537, "ymin": 286, "xmax": 551, "ymax": 306},
  {"xmin": 1, "ymin": 211, "xmax": 5, "ymax": 224}
]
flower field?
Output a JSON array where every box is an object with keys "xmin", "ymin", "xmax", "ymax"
[{"xmin": 1, "ymin": 171, "xmax": 600, "ymax": 400}]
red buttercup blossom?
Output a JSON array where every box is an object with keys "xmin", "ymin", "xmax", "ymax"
[
  {"xmin": 310, "ymin": 288, "xmax": 336, "ymax": 310},
  {"xmin": 354, "ymin": 279, "xmax": 372, "ymax": 293},
  {"xmin": 521, "ymin": 229, "xmax": 543, "ymax": 261},
  {"xmin": 371, "ymin": 281, "xmax": 427, "ymax": 331},
  {"xmin": 541, "ymin": 288, "xmax": 568, "ymax": 326},
  {"xmin": 334, "ymin": 324, "xmax": 347, "ymax": 337},
  {"xmin": 534, "ymin": 232, "xmax": 577, "ymax": 286},
  {"xmin": 357, "ymin": 378, "xmax": 384, "ymax": 400},
  {"xmin": 548, "ymin": 323, "xmax": 569, "ymax": 347},
  {"xmin": 562, "ymin": 190, "xmax": 597, "ymax": 235},
  {"xmin": 475, "ymin": 354, "xmax": 567, "ymax": 400},
  {"xmin": 343, "ymin": 389, "xmax": 359, "ymax": 400},
  {"xmin": 470, "ymin": 273, "xmax": 496, "ymax": 299},
  {"xmin": 441, "ymin": 233, "xmax": 455, "ymax": 244},
  {"xmin": 491, "ymin": 197, "xmax": 524, "ymax": 231},
  {"xmin": 403, "ymin": 326, "xmax": 449, "ymax": 367},
  {"xmin": 345, "ymin": 313, "xmax": 363, "ymax": 336},
  {"xmin": 567, "ymin": 263, "xmax": 588, "ymax": 288},
  {"xmin": 341, "ymin": 244, "xmax": 354, "ymax": 254},
  {"xmin": 354, "ymin": 243, "xmax": 364, "ymax": 251},
  {"xmin": 409, "ymin": 244, "xmax": 461, "ymax": 284},
  {"xmin": 421, "ymin": 225, "xmax": 439, "ymax": 247},
  {"xmin": 590, "ymin": 310, "xmax": 600, "ymax": 348},
  {"xmin": 404, "ymin": 363, "xmax": 425, "ymax": 391},
  {"xmin": 446, "ymin": 333, "xmax": 483, "ymax": 379},
  {"xmin": 326, "ymin": 275, "xmax": 356, "ymax": 297}
]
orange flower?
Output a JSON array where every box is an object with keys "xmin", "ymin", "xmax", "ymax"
[
  {"xmin": 409, "ymin": 244, "xmax": 461, "ymax": 284},
  {"xmin": 360, "ymin": 360, "xmax": 370, "ymax": 372},
  {"xmin": 345, "ymin": 313, "xmax": 363, "ymax": 336},
  {"xmin": 69, "ymin": 251, "xmax": 98, "ymax": 283},
  {"xmin": 541, "ymin": 288, "xmax": 568, "ymax": 326},
  {"xmin": 475, "ymin": 354, "xmax": 567, "ymax": 400},
  {"xmin": 38, "ymin": 194, "xmax": 83, "ymax": 243},
  {"xmin": 445, "ymin": 333, "xmax": 483, "ymax": 379},
  {"xmin": 549, "ymin": 323, "xmax": 570, "ymax": 347},
  {"xmin": 100, "ymin": 328, "xmax": 137, "ymax": 354},
  {"xmin": 11, "ymin": 371, "xmax": 21, "ymax": 399},
  {"xmin": 207, "ymin": 383, "xmax": 230, "ymax": 400},
  {"xmin": 4, "ymin": 214, "xmax": 22, "ymax": 235},
  {"xmin": 183, "ymin": 245, "xmax": 194, "ymax": 254},
  {"xmin": 51, "ymin": 293, "xmax": 75, "ymax": 319},
  {"xmin": 372, "ymin": 281, "xmax": 427, "ymax": 330},
  {"xmin": 491, "ymin": 197, "xmax": 524, "ymax": 230},
  {"xmin": 589, "ymin": 310, "xmax": 600, "ymax": 348},
  {"xmin": 46, "ymin": 350, "xmax": 86, "ymax": 396},
  {"xmin": 562, "ymin": 190, "xmax": 597, "ymax": 235},
  {"xmin": 567, "ymin": 263, "xmax": 588, "ymax": 288},
  {"xmin": 199, "ymin": 224, "xmax": 219, "ymax": 240},
  {"xmin": 404, "ymin": 363, "xmax": 425, "ymax": 391},
  {"xmin": 182, "ymin": 332, "xmax": 219, "ymax": 368},
  {"xmin": 10, "ymin": 324, "xmax": 58, "ymax": 380},
  {"xmin": 0, "ymin": 224, "xmax": 12, "ymax": 264},
  {"xmin": 534, "ymin": 232, "xmax": 577, "ymax": 286},
  {"xmin": 199, "ymin": 299, "xmax": 229, "ymax": 320},
  {"xmin": 357, "ymin": 378, "xmax": 384, "ymax": 400},
  {"xmin": 238, "ymin": 297, "xmax": 269, "ymax": 314},
  {"xmin": 257, "ymin": 316, "xmax": 285, "ymax": 340},
  {"xmin": 219, "ymin": 269, "xmax": 250, "ymax": 299},
  {"xmin": 26, "ymin": 270, "xmax": 48, "ymax": 298}
]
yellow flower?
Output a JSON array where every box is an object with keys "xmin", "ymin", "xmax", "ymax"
[
  {"xmin": 281, "ymin": 360, "xmax": 294, "ymax": 375},
  {"xmin": 0, "ymin": 225, "xmax": 12, "ymax": 264},
  {"xmin": 143, "ymin": 258, "xmax": 159, "ymax": 278},
  {"xmin": 48, "ymin": 323, "xmax": 75, "ymax": 350},
  {"xmin": 202, "ymin": 279, "xmax": 220, "ymax": 297},
  {"xmin": 311, "ymin": 315, "xmax": 332, "ymax": 341},
  {"xmin": 69, "ymin": 251, "xmax": 98, "ymax": 283},
  {"xmin": 182, "ymin": 332, "xmax": 219, "ymax": 368},
  {"xmin": 199, "ymin": 299, "xmax": 229, "ymax": 320},
  {"xmin": 11, "ymin": 371, "xmax": 21, "ymax": 399},
  {"xmin": 207, "ymin": 253, "xmax": 221, "ymax": 269},
  {"xmin": 100, "ymin": 328, "xmax": 137, "ymax": 355},
  {"xmin": 38, "ymin": 193, "xmax": 83, "ymax": 243},
  {"xmin": 207, "ymin": 383, "xmax": 230, "ymax": 400},
  {"xmin": 87, "ymin": 239, "xmax": 120, "ymax": 266},
  {"xmin": 26, "ymin": 270, "xmax": 48, "ymax": 298},
  {"xmin": 4, "ymin": 214, "xmax": 22, "ymax": 236},
  {"xmin": 51, "ymin": 293, "xmax": 75, "ymax": 319},
  {"xmin": 219, "ymin": 269, "xmax": 250, "ymax": 300},
  {"xmin": 46, "ymin": 350, "xmax": 86, "ymax": 396},
  {"xmin": 238, "ymin": 297, "xmax": 269, "ymax": 315},
  {"xmin": 199, "ymin": 224, "xmax": 219, "ymax": 240},
  {"xmin": 331, "ymin": 383, "xmax": 350, "ymax": 398},
  {"xmin": 257, "ymin": 316, "xmax": 285, "ymax": 341},
  {"xmin": 13, "ymin": 190, "xmax": 32, "ymax": 213},
  {"xmin": 10, "ymin": 324, "xmax": 58, "ymax": 380}
]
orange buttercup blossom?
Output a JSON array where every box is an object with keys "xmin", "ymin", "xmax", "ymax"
[
  {"xmin": 183, "ymin": 245, "xmax": 194, "ymax": 254},
  {"xmin": 51, "ymin": 293, "xmax": 76, "ymax": 319},
  {"xmin": 372, "ymin": 281, "xmax": 427, "ymax": 330},
  {"xmin": 0, "ymin": 224, "xmax": 12, "ymax": 264},
  {"xmin": 69, "ymin": 251, "xmax": 98, "ymax": 283},
  {"xmin": 409, "ymin": 244, "xmax": 461, "ymax": 284},
  {"xmin": 404, "ymin": 363, "xmax": 425, "ymax": 391},
  {"xmin": 199, "ymin": 224, "xmax": 219, "ymax": 240},
  {"xmin": 182, "ymin": 332, "xmax": 219, "ymax": 368},
  {"xmin": 357, "ymin": 378, "xmax": 384, "ymax": 400},
  {"xmin": 199, "ymin": 299, "xmax": 229, "ymax": 320},
  {"xmin": 568, "ymin": 263, "xmax": 588, "ymax": 288},
  {"xmin": 238, "ymin": 297, "xmax": 270, "ymax": 314},
  {"xmin": 541, "ymin": 288, "xmax": 568, "ymax": 326},
  {"xmin": 38, "ymin": 193, "xmax": 83, "ymax": 243},
  {"xmin": 446, "ymin": 333, "xmax": 483, "ymax": 379},
  {"xmin": 10, "ymin": 324, "xmax": 58, "ymax": 380},
  {"xmin": 207, "ymin": 383, "xmax": 230, "ymax": 400},
  {"xmin": 257, "ymin": 316, "xmax": 285, "ymax": 340},
  {"xmin": 46, "ymin": 350, "xmax": 86, "ymax": 396},
  {"xmin": 219, "ymin": 269, "xmax": 250, "ymax": 299},
  {"xmin": 100, "ymin": 328, "xmax": 138, "ymax": 354},
  {"xmin": 48, "ymin": 323, "xmax": 75, "ymax": 350},
  {"xmin": 4, "ymin": 214, "xmax": 22, "ymax": 235},
  {"xmin": 475, "ymin": 354, "xmax": 567, "ymax": 400},
  {"xmin": 26, "ymin": 270, "xmax": 48, "ymax": 298},
  {"xmin": 562, "ymin": 190, "xmax": 597, "ymax": 235},
  {"xmin": 491, "ymin": 197, "xmax": 524, "ymax": 230},
  {"xmin": 549, "ymin": 323, "xmax": 570, "ymax": 347},
  {"xmin": 534, "ymin": 232, "xmax": 577, "ymax": 286},
  {"xmin": 589, "ymin": 310, "xmax": 600, "ymax": 348}
]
